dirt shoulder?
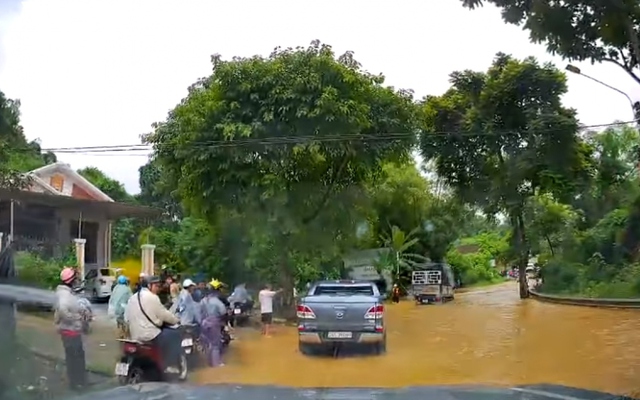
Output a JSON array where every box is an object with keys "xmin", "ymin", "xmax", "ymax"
[{"xmin": 17, "ymin": 312, "xmax": 119, "ymax": 376}]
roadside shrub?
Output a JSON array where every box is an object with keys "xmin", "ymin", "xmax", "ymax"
[
  {"xmin": 14, "ymin": 252, "xmax": 63, "ymax": 289},
  {"xmin": 541, "ymin": 256, "xmax": 640, "ymax": 298},
  {"xmin": 446, "ymin": 248, "xmax": 501, "ymax": 286}
]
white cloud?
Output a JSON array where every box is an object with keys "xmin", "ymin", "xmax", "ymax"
[{"xmin": 0, "ymin": 0, "xmax": 638, "ymax": 194}]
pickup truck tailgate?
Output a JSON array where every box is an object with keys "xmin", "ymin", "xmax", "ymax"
[{"xmin": 299, "ymin": 296, "xmax": 381, "ymax": 331}]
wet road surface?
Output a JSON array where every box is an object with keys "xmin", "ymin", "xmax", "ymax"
[{"xmin": 194, "ymin": 282, "xmax": 640, "ymax": 396}]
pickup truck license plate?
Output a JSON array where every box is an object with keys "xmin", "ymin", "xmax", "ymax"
[
  {"xmin": 181, "ymin": 338, "xmax": 193, "ymax": 347},
  {"xmin": 327, "ymin": 332, "xmax": 352, "ymax": 339},
  {"xmin": 114, "ymin": 362, "xmax": 129, "ymax": 376},
  {"xmin": 234, "ymin": 308, "xmax": 241, "ymax": 315}
]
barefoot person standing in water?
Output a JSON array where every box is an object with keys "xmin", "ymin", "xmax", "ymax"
[{"xmin": 258, "ymin": 284, "xmax": 282, "ymax": 336}]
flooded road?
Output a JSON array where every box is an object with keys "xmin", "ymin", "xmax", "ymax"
[{"xmin": 194, "ymin": 282, "xmax": 640, "ymax": 396}]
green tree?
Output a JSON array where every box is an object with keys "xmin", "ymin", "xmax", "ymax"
[
  {"xmin": 572, "ymin": 125, "xmax": 640, "ymax": 227},
  {"xmin": 525, "ymin": 193, "xmax": 579, "ymax": 257},
  {"xmin": 459, "ymin": 0, "xmax": 640, "ymax": 89},
  {"xmin": 145, "ymin": 41, "xmax": 420, "ymax": 301},
  {"xmin": 77, "ymin": 167, "xmax": 133, "ymax": 203},
  {"xmin": 367, "ymin": 162, "xmax": 469, "ymax": 262},
  {"xmin": 136, "ymin": 160, "xmax": 183, "ymax": 220},
  {"xmin": 377, "ymin": 225, "xmax": 427, "ymax": 283},
  {"xmin": 0, "ymin": 90, "xmax": 56, "ymax": 188},
  {"xmin": 419, "ymin": 53, "xmax": 590, "ymax": 298}
]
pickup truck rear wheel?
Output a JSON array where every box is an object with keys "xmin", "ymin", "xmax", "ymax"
[
  {"xmin": 298, "ymin": 342, "xmax": 317, "ymax": 356},
  {"xmin": 375, "ymin": 336, "xmax": 387, "ymax": 355}
]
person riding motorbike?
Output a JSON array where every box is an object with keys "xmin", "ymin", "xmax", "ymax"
[
  {"xmin": 229, "ymin": 283, "xmax": 251, "ymax": 305},
  {"xmin": 174, "ymin": 279, "xmax": 202, "ymax": 325},
  {"xmin": 134, "ymin": 272, "xmax": 148, "ymax": 294},
  {"xmin": 228, "ymin": 283, "xmax": 253, "ymax": 323},
  {"xmin": 109, "ymin": 275, "xmax": 133, "ymax": 338},
  {"xmin": 124, "ymin": 275, "xmax": 182, "ymax": 373},
  {"xmin": 199, "ymin": 279, "xmax": 229, "ymax": 367},
  {"xmin": 192, "ymin": 280, "xmax": 208, "ymax": 302},
  {"xmin": 54, "ymin": 267, "xmax": 92, "ymax": 390}
]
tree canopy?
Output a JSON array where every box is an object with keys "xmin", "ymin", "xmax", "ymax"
[
  {"xmin": 9, "ymin": 34, "xmax": 640, "ymax": 301},
  {"xmin": 419, "ymin": 52, "xmax": 591, "ymax": 297},
  {"xmin": 0, "ymin": 91, "xmax": 56, "ymax": 188},
  {"xmin": 460, "ymin": 0, "xmax": 640, "ymax": 87}
]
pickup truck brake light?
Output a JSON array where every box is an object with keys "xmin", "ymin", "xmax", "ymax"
[
  {"xmin": 364, "ymin": 304, "xmax": 384, "ymax": 319},
  {"xmin": 296, "ymin": 305, "xmax": 316, "ymax": 319}
]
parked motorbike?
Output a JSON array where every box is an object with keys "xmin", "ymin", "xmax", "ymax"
[
  {"xmin": 231, "ymin": 300, "xmax": 253, "ymax": 327},
  {"xmin": 114, "ymin": 327, "xmax": 188, "ymax": 385}
]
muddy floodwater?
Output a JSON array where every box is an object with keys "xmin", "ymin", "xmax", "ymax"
[{"xmin": 194, "ymin": 282, "xmax": 640, "ymax": 396}]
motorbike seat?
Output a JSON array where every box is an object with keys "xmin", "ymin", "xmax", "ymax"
[
  {"xmin": 118, "ymin": 338, "xmax": 158, "ymax": 348},
  {"xmin": 117, "ymin": 338, "xmax": 142, "ymax": 344}
]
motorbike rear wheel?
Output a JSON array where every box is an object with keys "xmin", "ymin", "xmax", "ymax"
[
  {"xmin": 177, "ymin": 353, "xmax": 188, "ymax": 381},
  {"xmin": 118, "ymin": 364, "xmax": 144, "ymax": 386}
]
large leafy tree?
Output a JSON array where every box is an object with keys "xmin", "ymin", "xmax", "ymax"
[
  {"xmin": 78, "ymin": 167, "xmax": 132, "ymax": 202},
  {"xmin": 459, "ymin": 0, "xmax": 640, "ymax": 88},
  {"xmin": 419, "ymin": 53, "xmax": 590, "ymax": 298},
  {"xmin": 0, "ymin": 90, "xmax": 56, "ymax": 188},
  {"xmin": 136, "ymin": 160, "xmax": 183, "ymax": 221},
  {"xmin": 145, "ymin": 40, "xmax": 419, "ymax": 299}
]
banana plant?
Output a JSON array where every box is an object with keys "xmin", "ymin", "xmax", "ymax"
[{"xmin": 378, "ymin": 225, "xmax": 429, "ymax": 281}]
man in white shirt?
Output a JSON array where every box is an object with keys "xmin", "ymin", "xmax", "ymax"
[
  {"xmin": 125, "ymin": 276, "xmax": 181, "ymax": 373},
  {"xmin": 258, "ymin": 284, "xmax": 282, "ymax": 336}
]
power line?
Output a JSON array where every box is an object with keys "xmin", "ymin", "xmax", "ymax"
[{"xmin": 15, "ymin": 119, "xmax": 638, "ymax": 156}]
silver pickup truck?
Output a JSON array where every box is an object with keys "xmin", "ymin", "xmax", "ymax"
[{"xmin": 297, "ymin": 280, "xmax": 386, "ymax": 355}]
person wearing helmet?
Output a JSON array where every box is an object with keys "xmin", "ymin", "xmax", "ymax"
[
  {"xmin": 210, "ymin": 279, "xmax": 230, "ymax": 307},
  {"xmin": 108, "ymin": 275, "xmax": 132, "ymax": 338},
  {"xmin": 134, "ymin": 272, "xmax": 148, "ymax": 294},
  {"xmin": 53, "ymin": 266, "xmax": 91, "ymax": 390},
  {"xmin": 173, "ymin": 278, "xmax": 202, "ymax": 325},
  {"xmin": 124, "ymin": 275, "xmax": 182, "ymax": 373},
  {"xmin": 200, "ymin": 279, "xmax": 229, "ymax": 367}
]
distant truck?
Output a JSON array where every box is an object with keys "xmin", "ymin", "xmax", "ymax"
[
  {"xmin": 411, "ymin": 263, "xmax": 456, "ymax": 305},
  {"xmin": 296, "ymin": 280, "xmax": 386, "ymax": 355}
]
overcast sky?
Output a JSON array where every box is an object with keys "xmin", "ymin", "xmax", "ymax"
[{"xmin": 1, "ymin": 0, "xmax": 638, "ymax": 194}]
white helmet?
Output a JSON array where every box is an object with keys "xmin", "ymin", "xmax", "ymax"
[{"xmin": 182, "ymin": 278, "xmax": 195, "ymax": 288}]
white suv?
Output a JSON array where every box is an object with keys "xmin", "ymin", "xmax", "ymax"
[{"xmin": 84, "ymin": 268, "xmax": 117, "ymax": 301}]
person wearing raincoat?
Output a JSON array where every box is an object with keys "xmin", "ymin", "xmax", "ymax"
[
  {"xmin": 174, "ymin": 279, "xmax": 202, "ymax": 325},
  {"xmin": 109, "ymin": 275, "xmax": 133, "ymax": 338},
  {"xmin": 200, "ymin": 279, "xmax": 228, "ymax": 367}
]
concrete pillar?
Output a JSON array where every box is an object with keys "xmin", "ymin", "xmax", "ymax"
[
  {"xmin": 141, "ymin": 244, "xmax": 156, "ymax": 276},
  {"xmin": 74, "ymin": 238, "xmax": 86, "ymax": 279},
  {"xmin": 0, "ymin": 232, "xmax": 3, "ymax": 253}
]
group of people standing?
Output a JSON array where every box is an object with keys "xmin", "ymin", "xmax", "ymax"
[
  {"xmin": 108, "ymin": 273, "xmax": 235, "ymax": 368},
  {"xmin": 52, "ymin": 266, "xmax": 282, "ymax": 391}
]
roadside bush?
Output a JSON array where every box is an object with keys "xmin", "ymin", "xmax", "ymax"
[
  {"xmin": 445, "ymin": 248, "xmax": 501, "ymax": 286},
  {"xmin": 540, "ymin": 256, "xmax": 640, "ymax": 298},
  {"xmin": 14, "ymin": 252, "xmax": 64, "ymax": 289}
]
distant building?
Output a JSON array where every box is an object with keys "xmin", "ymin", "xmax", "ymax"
[{"xmin": 0, "ymin": 162, "xmax": 158, "ymax": 276}]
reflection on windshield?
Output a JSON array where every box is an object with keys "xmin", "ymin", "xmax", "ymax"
[{"xmin": 312, "ymin": 285, "xmax": 375, "ymax": 296}]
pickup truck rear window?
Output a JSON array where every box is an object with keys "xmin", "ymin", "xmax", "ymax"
[{"xmin": 313, "ymin": 285, "xmax": 374, "ymax": 296}]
